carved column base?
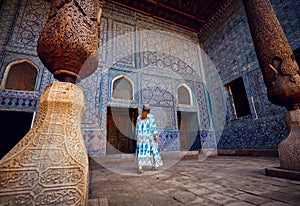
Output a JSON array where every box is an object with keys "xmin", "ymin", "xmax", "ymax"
[
  {"xmin": 0, "ymin": 82, "xmax": 88, "ymax": 205},
  {"xmin": 278, "ymin": 110, "xmax": 300, "ymax": 171}
]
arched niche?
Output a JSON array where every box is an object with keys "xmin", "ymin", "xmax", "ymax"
[
  {"xmin": 1, "ymin": 59, "xmax": 38, "ymax": 91},
  {"xmin": 111, "ymin": 75, "xmax": 134, "ymax": 100},
  {"xmin": 178, "ymin": 84, "xmax": 192, "ymax": 106}
]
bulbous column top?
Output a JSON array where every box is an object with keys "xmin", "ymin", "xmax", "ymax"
[{"xmin": 37, "ymin": 0, "xmax": 102, "ymax": 83}]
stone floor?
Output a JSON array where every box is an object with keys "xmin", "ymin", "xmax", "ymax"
[{"xmin": 88, "ymin": 155, "xmax": 300, "ymax": 206}]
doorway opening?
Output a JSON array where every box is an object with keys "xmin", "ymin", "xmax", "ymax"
[
  {"xmin": 0, "ymin": 111, "xmax": 34, "ymax": 159},
  {"xmin": 177, "ymin": 111, "xmax": 201, "ymax": 151},
  {"xmin": 106, "ymin": 107, "xmax": 138, "ymax": 154}
]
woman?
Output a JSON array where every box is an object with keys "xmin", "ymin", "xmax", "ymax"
[{"xmin": 135, "ymin": 104, "xmax": 163, "ymax": 173}]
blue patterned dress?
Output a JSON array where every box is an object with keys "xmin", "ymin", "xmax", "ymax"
[{"xmin": 135, "ymin": 113, "xmax": 163, "ymax": 168}]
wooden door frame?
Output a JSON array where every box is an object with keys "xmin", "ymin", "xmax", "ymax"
[{"xmin": 106, "ymin": 106, "xmax": 138, "ymax": 154}]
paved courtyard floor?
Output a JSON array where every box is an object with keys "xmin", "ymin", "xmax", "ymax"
[{"xmin": 88, "ymin": 155, "xmax": 300, "ymax": 206}]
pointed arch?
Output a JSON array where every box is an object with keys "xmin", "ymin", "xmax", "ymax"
[
  {"xmin": 112, "ymin": 75, "xmax": 134, "ymax": 100},
  {"xmin": 1, "ymin": 59, "xmax": 38, "ymax": 91},
  {"xmin": 177, "ymin": 84, "xmax": 192, "ymax": 105}
]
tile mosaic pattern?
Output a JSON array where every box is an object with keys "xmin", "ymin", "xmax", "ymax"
[
  {"xmin": 200, "ymin": 130, "xmax": 217, "ymax": 150},
  {"xmin": 9, "ymin": 1, "xmax": 48, "ymax": 49},
  {"xmin": 272, "ymin": 0, "xmax": 300, "ymax": 49},
  {"xmin": 82, "ymin": 129, "xmax": 107, "ymax": 156},
  {"xmin": 0, "ymin": 89, "xmax": 39, "ymax": 112},
  {"xmin": 194, "ymin": 82, "xmax": 210, "ymax": 130},
  {"xmin": 99, "ymin": 18, "xmax": 108, "ymax": 64},
  {"xmin": 112, "ymin": 21, "xmax": 136, "ymax": 68},
  {"xmin": 158, "ymin": 130, "xmax": 180, "ymax": 152},
  {"xmin": 0, "ymin": 1, "xmax": 18, "ymax": 47},
  {"xmin": 78, "ymin": 70, "xmax": 103, "ymax": 129},
  {"xmin": 141, "ymin": 74, "xmax": 173, "ymax": 107}
]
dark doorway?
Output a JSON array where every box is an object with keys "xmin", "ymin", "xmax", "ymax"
[
  {"xmin": 0, "ymin": 111, "xmax": 34, "ymax": 159},
  {"xmin": 106, "ymin": 107, "xmax": 138, "ymax": 154},
  {"xmin": 177, "ymin": 111, "xmax": 200, "ymax": 151}
]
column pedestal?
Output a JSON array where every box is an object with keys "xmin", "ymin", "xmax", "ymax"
[
  {"xmin": 0, "ymin": 82, "xmax": 89, "ymax": 205},
  {"xmin": 265, "ymin": 110, "xmax": 300, "ymax": 181},
  {"xmin": 279, "ymin": 110, "xmax": 300, "ymax": 171}
]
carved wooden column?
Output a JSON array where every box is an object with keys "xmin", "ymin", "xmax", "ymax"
[
  {"xmin": 243, "ymin": 0, "xmax": 300, "ymax": 172},
  {"xmin": 0, "ymin": 0, "xmax": 102, "ymax": 205},
  {"xmin": 242, "ymin": 0, "xmax": 300, "ymax": 110}
]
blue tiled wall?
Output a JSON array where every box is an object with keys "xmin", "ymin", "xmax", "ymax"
[
  {"xmin": 0, "ymin": 0, "xmax": 213, "ymax": 156},
  {"xmin": 0, "ymin": 0, "xmax": 53, "ymax": 112},
  {"xmin": 201, "ymin": 0, "xmax": 300, "ymax": 150},
  {"xmin": 78, "ymin": 2, "xmax": 213, "ymax": 155}
]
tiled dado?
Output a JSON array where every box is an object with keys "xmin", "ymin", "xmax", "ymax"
[
  {"xmin": 158, "ymin": 130, "xmax": 180, "ymax": 152},
  {"xmin": 218, "ymin": 114, "xmax": 286, "ymax": 150},
  {"xmin": 0, "ymin": 89, "xmax": 40, "ymax": 111},
  {"xmin": 82, "ymin": 129, "xmax": 216, "ymax": 155},
  {"xmin": 82, "ymin": 130, "xmax": 107, "ymax": 156}
]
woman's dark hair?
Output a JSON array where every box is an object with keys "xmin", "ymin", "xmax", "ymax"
[
  {"xmin": 141, "ymin": 104, "xmax": 150, "ymax": 119},
  {"xmin": 141, "ymin": 109, "xmax": 149, "ymax": 120}
]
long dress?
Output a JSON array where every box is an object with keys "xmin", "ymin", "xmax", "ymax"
[{"xmin": 135, "ymin": 113, "xmax": 163, "ymax": 168}]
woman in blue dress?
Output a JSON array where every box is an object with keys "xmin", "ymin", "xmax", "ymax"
[{"xmin": 135, "ymin": 104, "xmax": 163, "ymax": 173}]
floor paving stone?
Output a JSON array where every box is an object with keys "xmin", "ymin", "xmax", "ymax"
[
  {"xmin": 224, "ymin": 202, "xmax": 255, "ymax": 206},
  {"xmin": 234, "ymin": 193, "xmax": 271, "ymax": 205},
  {"xmin": 260, "ymin": 202, "xmax": 292, "ymax": 206},
  {"xmin": 205, "ymin": 193, "xmax": 237, "ymax": 205},
  {"xmin": 88, "ymin": 156, "xmax": 300, "ymax": 205}
]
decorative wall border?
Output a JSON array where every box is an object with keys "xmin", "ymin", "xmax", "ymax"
[{"xmin": 0, "ymin": 89, "xmax": 40, "ymax": 112}]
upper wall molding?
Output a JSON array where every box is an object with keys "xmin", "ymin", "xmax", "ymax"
[{"xmin": 198, "ymin": 0, "xmax": 234, "ymax": 39}]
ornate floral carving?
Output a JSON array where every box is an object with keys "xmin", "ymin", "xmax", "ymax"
[
  {"xmin": 40, "ymin": 168, "xmax": 84, "ymax": 186},
  {"xmin": 35, "ymin": 188, "xmax": 82, "ymax": 205},
  {"xmin": 0, "ymin": 170, "xmax": 39, "ymax": 190},
  {"xmin": 37, "ymin": 0, "xmax": 102, "ymax": 83}
]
